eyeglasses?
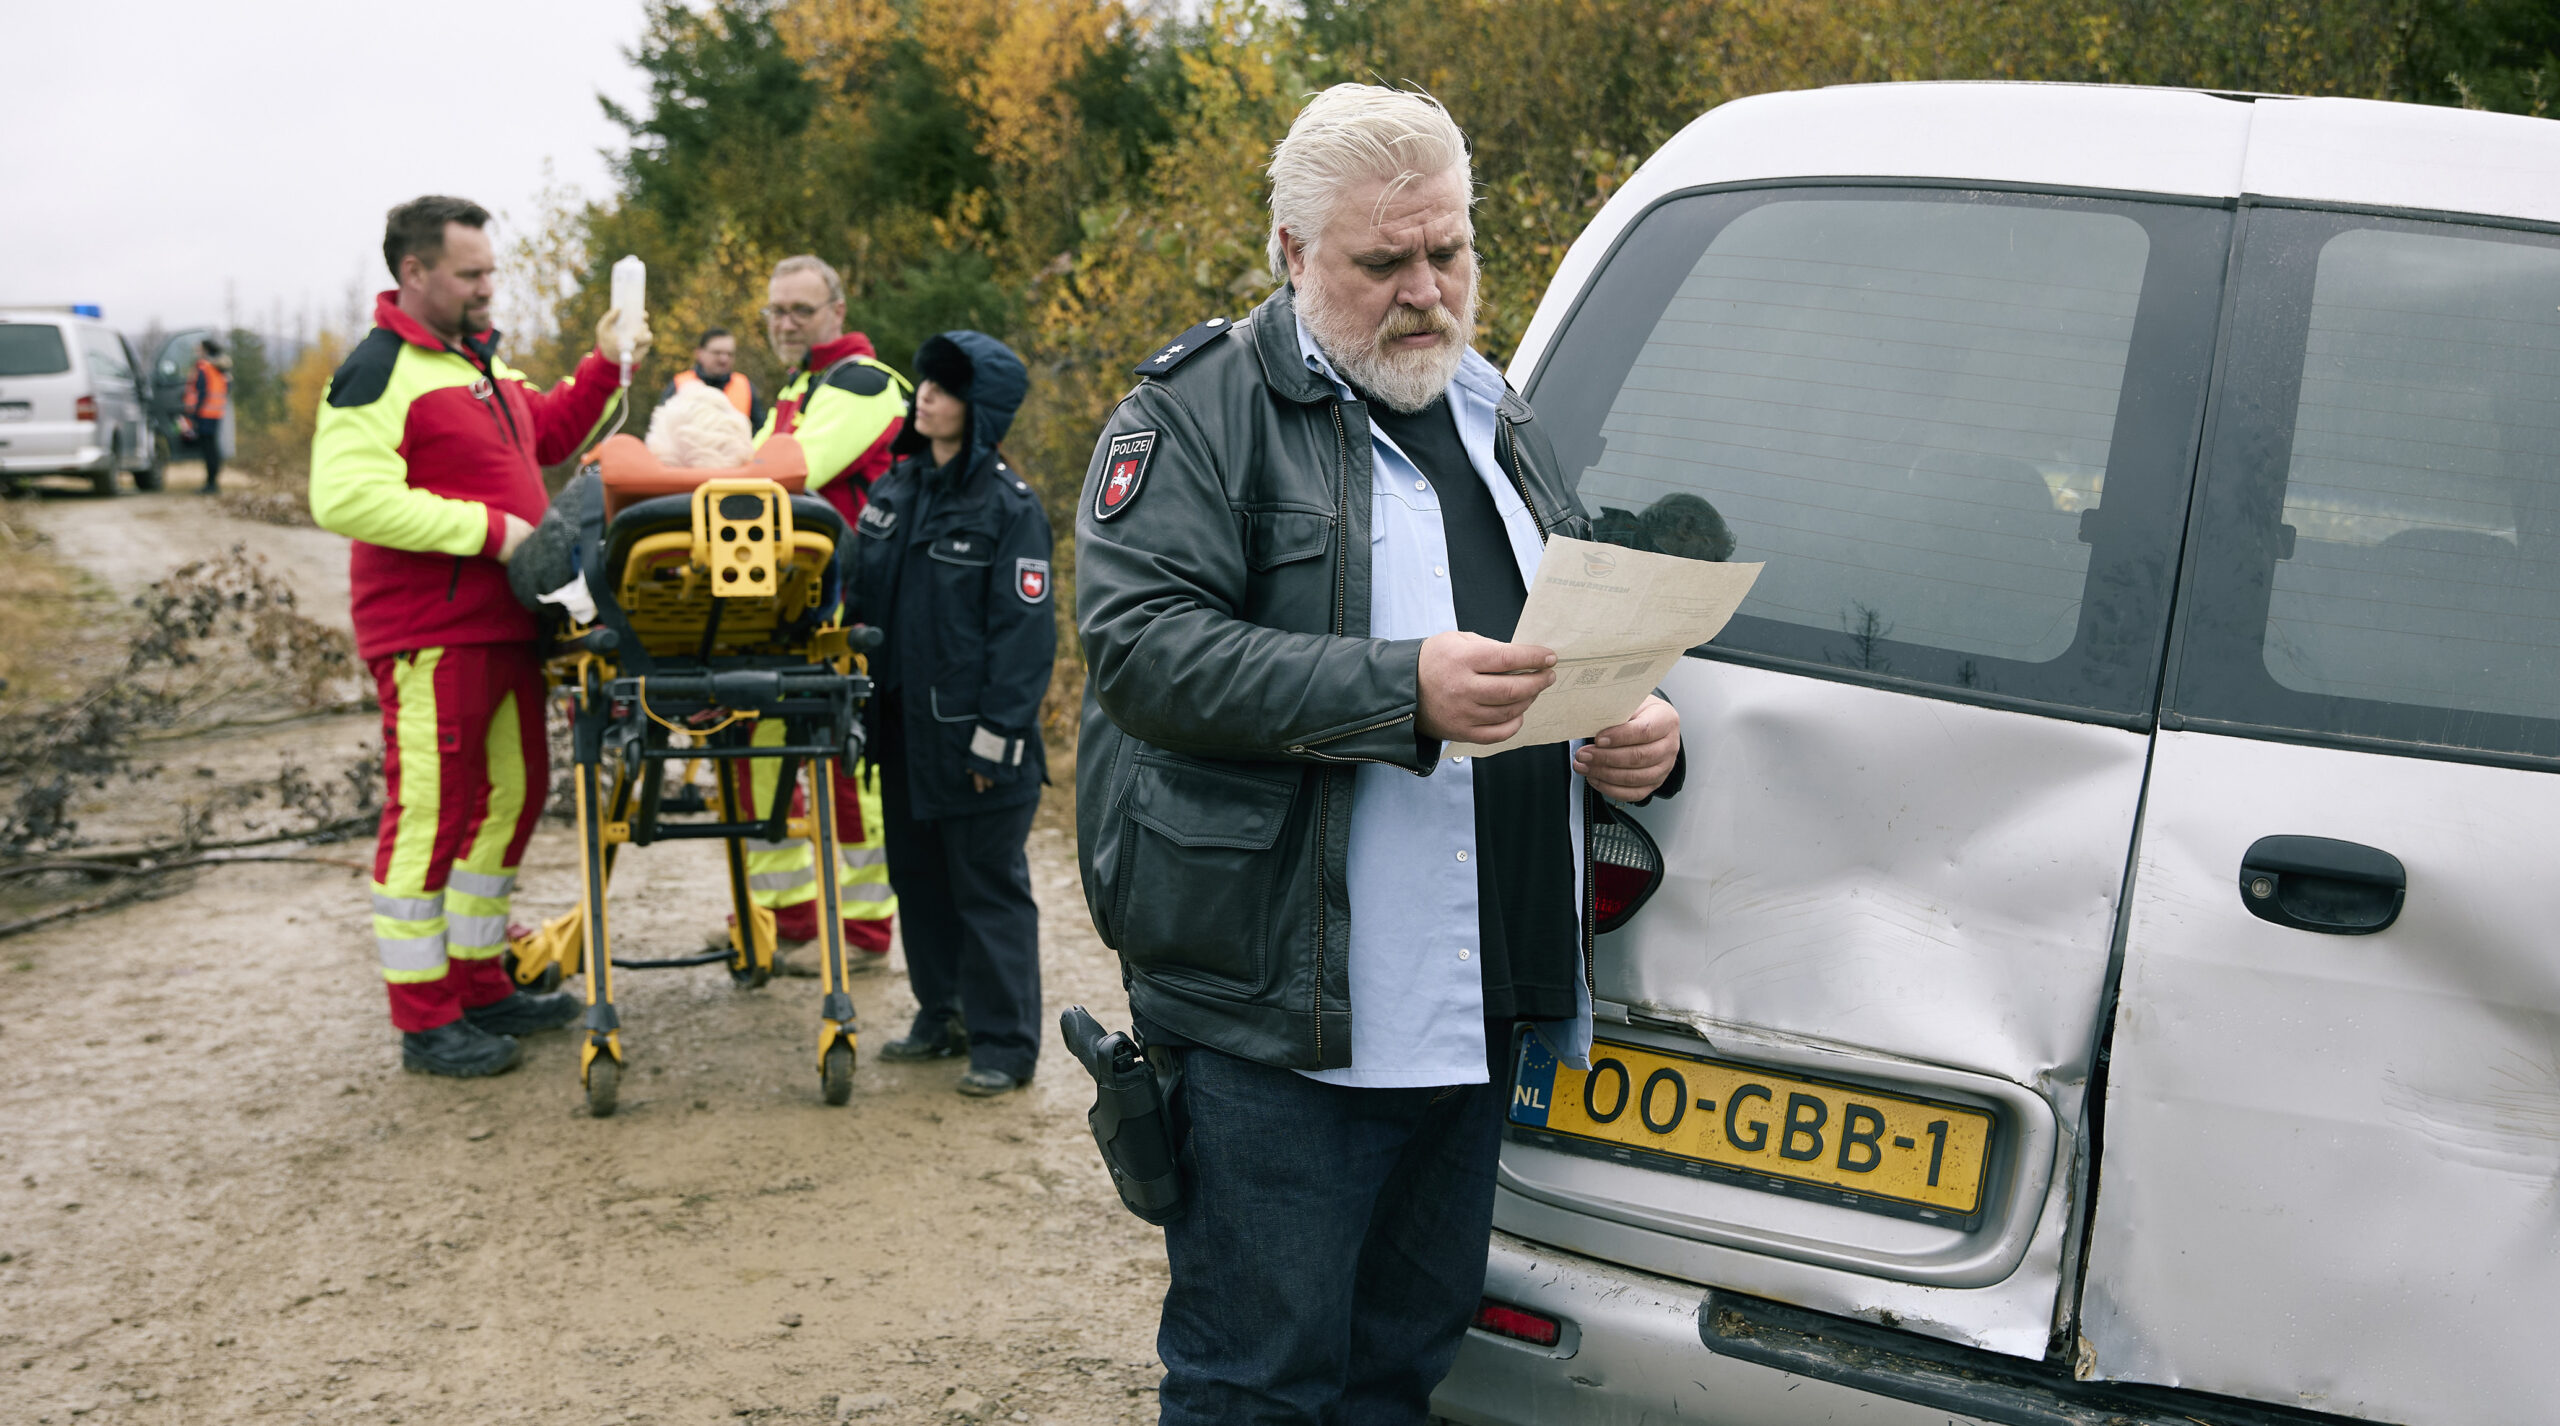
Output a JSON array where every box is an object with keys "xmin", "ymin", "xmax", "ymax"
[{"xmin": 761, "ymin": 302, "xmax": 825, "ymax": 322}]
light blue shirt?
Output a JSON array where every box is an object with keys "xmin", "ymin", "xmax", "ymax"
[{"xmin": 1293, "ymin": 316, "xmax": 1592, "ymax": 1089}]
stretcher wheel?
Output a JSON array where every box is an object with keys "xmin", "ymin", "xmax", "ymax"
[
  {"xmin": 821, "ymin": 1041, "xmax": 854, "ymax": 1106},
  {"xmin": 585, "ymin": 1057, "xmax": 621, "ymax": 1118}
]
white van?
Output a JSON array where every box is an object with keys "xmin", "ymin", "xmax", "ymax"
[
  {"xmin": 0, "ymin": 308, "xmax": 165, "ymax": 495},
  {"xmin": 1435, "ymin": 83, "xmax": 2560, "ymax": 1426}
]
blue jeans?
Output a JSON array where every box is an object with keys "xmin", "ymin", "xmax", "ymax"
[{"xmin": 1157, "ymin": 1044, "xmax": 1506, "ymax": 1426}]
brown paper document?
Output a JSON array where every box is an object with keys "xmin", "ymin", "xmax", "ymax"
[{"xmin": 1446, "ymin": 538, "xmax": 1762, "ymax": 758}]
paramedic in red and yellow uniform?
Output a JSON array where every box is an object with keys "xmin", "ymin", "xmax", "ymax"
[
  {"xmin": 309, "ymin": 195, "xmax": 649, "ymax": 1079},
  {"xmin": 736, "ymin": 254, "xmax": 902, "ymax": 962}
]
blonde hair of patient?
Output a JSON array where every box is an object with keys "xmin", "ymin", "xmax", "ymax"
[{"xmin": 645, "ymin": 382, "xmax": 755, "ymax": 469}]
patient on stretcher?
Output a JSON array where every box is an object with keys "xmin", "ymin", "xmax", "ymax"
[
  {"xmin": 507, "ymin": 386, "xmax": 810, "ymax": 625},
  {"xmin": 644, "ymin": 381, "xmax": 753, "ymax": 469}
]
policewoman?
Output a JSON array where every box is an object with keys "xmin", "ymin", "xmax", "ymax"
[{"xmin": 853, "ymin": 331, "xmax": 1055, "ymax": 1096}]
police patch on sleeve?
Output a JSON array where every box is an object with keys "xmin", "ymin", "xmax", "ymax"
[
  {"xmin": 1016, "ymin": 557, "xmax": 1050, "ymax": 603},
  {"xmin": 1094, "ymin": 430, "xmax": 1155, "ymax": 522}
]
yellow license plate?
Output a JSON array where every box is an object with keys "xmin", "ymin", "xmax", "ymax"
[{"xmin": 1509, "ymin": 1034, "xmax": 1996, "ymax": 1224}]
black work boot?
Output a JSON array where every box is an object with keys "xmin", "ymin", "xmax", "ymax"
[
  {"xmin": 401, "ymin": 1019, "xmax": 522, "ymax": 1078},
  {"xmin": 879, "ymin": 1014, "xmax": 968, "ymax": 1063},
  {"xmin": 956, "ymin": 1065, "xmax": 1030, "ymax": 1097},
  {"xmin": 463, "ymin": 989, "xmax": 583, "ymax": 1036}
]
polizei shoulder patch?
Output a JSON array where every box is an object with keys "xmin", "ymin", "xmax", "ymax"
[
  {"xmin": 1132, "ymin": 316, "xmax": 1233, "ymax": 378},
  {"xmin": 1094, "ymin": 430, "xmax": 1156, "ymax": 521}
]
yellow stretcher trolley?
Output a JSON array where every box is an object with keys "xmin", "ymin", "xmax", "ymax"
[{"xmin": 508, "ymin": 433, "xmax": 880, "ymax": 1117}]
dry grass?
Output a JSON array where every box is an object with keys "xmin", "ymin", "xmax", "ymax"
[
  {"xmin": 0, "ymin": 547, "xmax": 369, "ymax": 855},
  {"xmin": 216, "ymin": 428, "xmax": 315, "ymax": 528},
  {"xmin": 0, "ymin": 520, "xmax": 99, "ymax": 709}
]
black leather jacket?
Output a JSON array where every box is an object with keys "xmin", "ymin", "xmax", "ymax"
[{"xmin": 1074, "ymin": 283, "xmax": 1604, "ymax": 1069}]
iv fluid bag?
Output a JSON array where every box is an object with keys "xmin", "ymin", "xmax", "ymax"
[{"xmin": 610, "ymin": 255, "xmax": 647, "ymax": 361}]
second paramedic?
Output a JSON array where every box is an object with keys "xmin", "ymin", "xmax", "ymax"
[{"xmin": 737, "ymin": 255, "xmax": 905, "ymax": 962}]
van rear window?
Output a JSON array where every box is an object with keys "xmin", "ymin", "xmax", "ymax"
[
  {"xmin": 2169, "ymin": 209, "xmax": 2560, "ymax": 764},
  {"xmin": 0, "ymin": 324, "xmax": 71, "ymax": 377},
  {"xmin": 1525, "ymin": 187, "xmax": 2231, "ymax": 722}
]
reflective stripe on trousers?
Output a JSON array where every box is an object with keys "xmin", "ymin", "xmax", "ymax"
[
  {"xmin": 370, "ymin": 645, "xmax": 544, "ymax": 994},
  {"xmin": 741, "ymin": 717, "xmax": 896, "ymax": 920}
]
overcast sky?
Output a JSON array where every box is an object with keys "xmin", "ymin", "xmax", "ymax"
[{"xmin": 0, "ymin": 0, "xmax": 649, "ymax": 341}]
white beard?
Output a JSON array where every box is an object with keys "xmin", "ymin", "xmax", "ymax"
[{"xmin": 1297, "ymin": 271, "xmax": 1476, "ymax": 414}]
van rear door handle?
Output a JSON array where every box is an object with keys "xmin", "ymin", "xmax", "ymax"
[{"xmin": 2238, "ymin": 836, "xmax": 2405, "ymax": 935}]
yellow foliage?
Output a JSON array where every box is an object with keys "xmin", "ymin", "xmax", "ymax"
[
  {"xmin": 1026, "ymin": 3, "xmax": 1295, "ymax": 447},
  {"xmin": 774, "ymin": 0, "xmax": 901, "ymax": 89},
  {"xmin": 657, "ymin": 217, "xmax": 788, "ymax": 384},
  {"xmin": 282, "ymin": 333, "xmax": 347, "ymax": 456},
  {"xmin": 963, "ymin": 0, "xmax": 1120, "ymax": 174}
]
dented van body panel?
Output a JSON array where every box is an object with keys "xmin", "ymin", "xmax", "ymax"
[
  {"xmin": 2081, "ymin": 723, "xmax": 2560, "ymax": 1424},
  {"xmin": 1493, "ymin": 659, "xmax": 2146, "ymax": 1355}
]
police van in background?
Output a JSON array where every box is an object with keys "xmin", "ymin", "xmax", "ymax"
[
  {"xmin": 1434, "ymin": 83, "xmax": 2560, "ymax": 1426},
  {"xmin": 0, "ymin": 306, "xmax": 166, "ymax": 495}
]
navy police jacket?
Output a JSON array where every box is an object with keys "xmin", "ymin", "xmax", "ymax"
[{"xmin": 851, "ymin": 331, "xmax": 1056, "ymax": 821}]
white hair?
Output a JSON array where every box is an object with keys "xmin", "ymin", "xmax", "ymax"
[
  {"xmin": 770, "ymin": 253, "xmax": 843, "ymax": 303},
  {"xmin": 645, "ymin": 383, "xmax": 755, "ymax": 469},
  {"xmin": 1267, "ymin": 84, "xmax": 1472, "ymax": 282}
]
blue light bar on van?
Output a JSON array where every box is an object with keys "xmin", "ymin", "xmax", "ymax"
[{"xmin": 71, "ymin": 304, "xmax": 101, "ymax": 318}]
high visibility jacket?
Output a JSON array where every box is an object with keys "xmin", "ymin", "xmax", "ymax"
[
  {"xmin": 311, "ymin": 291, "xmax": 625, "ymax": 661},
  {"xmin": 670, "ymin": 366, "xmax": 762, "ymax": 429},
  {"xmin": 186, "ymin": 359, "xmax": 229, "ymax": 420},
  {"xmin": 756, "ymin": 332, "xmax": 908, "ymax": 530}
]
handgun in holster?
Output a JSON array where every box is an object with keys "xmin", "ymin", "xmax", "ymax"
[{"xmin": 1060, "ymin": 1005, "xmax": 1186, "ymax": 1224}]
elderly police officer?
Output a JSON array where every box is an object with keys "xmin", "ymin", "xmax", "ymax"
[
  {"xmin": 1075, "ymin": 85, "xmax": 1683, "ymax": 1423},
  {"xmin": 858, "ymin": 332, "xmax": 1055, "ymax": 1096}
]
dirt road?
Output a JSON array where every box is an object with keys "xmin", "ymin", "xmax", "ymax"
[{"xmin": 0, "ymin": 473, "xmax": 1166, "ymax": 1425}]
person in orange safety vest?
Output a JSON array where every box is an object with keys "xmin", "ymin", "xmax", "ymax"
[
  {"xmin": 662, "ymin": 326, "xmax": 766, "ymax": 433},
  {"xmin": 182, "ymin": 338, "xmax": 231, "ymax": 494}
]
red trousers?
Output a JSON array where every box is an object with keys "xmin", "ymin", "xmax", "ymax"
[
  {"xmin": 368, "ymin": 644, "xmax": 548, "ymax": 1031},
  {"xmin": 738, "ymin": 710, "xmax": 894, "ymax": 953}
]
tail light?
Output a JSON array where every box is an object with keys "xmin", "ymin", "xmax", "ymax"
[
  {"xmin": 1590, "ymin": 800, "xmax": 1664, "ymax": 934},
  {"xmin": 1472, "ymin": 1298, "xmax": 1563, "ymax": 1348},
  {"xmin": 74, "ymin": 395, "xmax": 96, "ymax": 423}
]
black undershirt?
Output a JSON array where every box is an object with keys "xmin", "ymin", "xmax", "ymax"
[{"xmin": 1360, "ymin": 390, "xmax": 1579, "ymax": 1025}]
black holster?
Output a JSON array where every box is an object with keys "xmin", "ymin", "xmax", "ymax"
[{"xmin": 1060, "ymin": 1005, "xmax": 1186, "ymax": 1224}]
